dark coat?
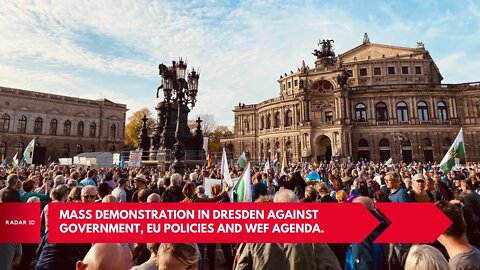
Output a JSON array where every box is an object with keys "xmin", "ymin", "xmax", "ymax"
[{"xmin": 161, "ymin": 185, "xmax": 184, "ymax": 202}]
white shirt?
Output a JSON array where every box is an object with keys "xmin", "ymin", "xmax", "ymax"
[{"xmin": 112, "ymin": 187, "xmax": 126, "ymax": 202}]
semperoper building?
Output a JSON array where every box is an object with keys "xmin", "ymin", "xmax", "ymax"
[
  {"xmin": 221, "ymin": 34, "xmax": 480, "ymax": 164},
  {"xmin": 0, "ymin": 86, "xmax": 127, "ymax": 164}
]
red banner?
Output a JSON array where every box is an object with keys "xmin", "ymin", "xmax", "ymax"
[
  {"xmin": 48, "ymin": 203, "xmax": 379, "ymax": 243},
  {"xmin": 0, "ymin": 203, "xmax": 40, "ymax": 243}
]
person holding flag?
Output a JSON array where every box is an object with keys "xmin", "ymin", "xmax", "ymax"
[
  {"xmin": 234, "ymin": 162, "xmax": 252, "ymax": 202},
  {"xmin": 439, "ymin": 128, "xmax": 465, "ymax": 173}
]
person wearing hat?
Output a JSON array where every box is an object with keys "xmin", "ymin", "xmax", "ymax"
[
  {"xmin": 408, "ymin": 174, "xmax": 434, "ymax": 202},
  {"xmin": 112, "ymin": 177, "xmax": 128, "ymax": 202},
  {"xmin": 131, "ymin": 175, "xmax": 148, "ymax": 203}
]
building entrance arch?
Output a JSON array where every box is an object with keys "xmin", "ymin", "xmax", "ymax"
[{"xmin": 314, "ymin": 135, "xmax": 332, "ymax": 162}]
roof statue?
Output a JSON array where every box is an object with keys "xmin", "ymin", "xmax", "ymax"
[
  {"xmin": 416, "ymin": 42, "xmax": 425, "ymax": 49},
  {"xmin": 312, "ymin": 39, "xmax": 335, "ymax": 59},
  {"xmin": 363, "ymin": 33, "xmax": 370, "ymax": 44}
]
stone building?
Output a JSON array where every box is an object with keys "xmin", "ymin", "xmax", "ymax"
[
  {"xmin": 0, "ymin": 86, "xmax": 127, "ymax": 164},
  {"xmin": 221, "ymin": 35, "xmax": 480, "ymax": 164}
]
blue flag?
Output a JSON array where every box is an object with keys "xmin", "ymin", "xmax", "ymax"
[{"xmin": 3, "ymin": 156, "xmax": 7, "ymax": 167}]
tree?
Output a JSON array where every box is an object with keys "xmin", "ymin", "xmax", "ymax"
[
  {"xmin": 124, "ymin": 108, "xmax": 155, "ymax": 148},
  {"xmin": 208, "ymin": 125, "xmax": 232, "ymax": 153},
  {"xmin": 196, "ymin": 114, "xmax": 217, "ymax": 135}
]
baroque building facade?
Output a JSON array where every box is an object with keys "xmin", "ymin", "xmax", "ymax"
[
  {"xmin": 221, "ymin": 35, "xmax": 480, "ymax": 164},
  {"xmin": 0, "ymin": 86, "xmax": 127, "ymax": 164}
]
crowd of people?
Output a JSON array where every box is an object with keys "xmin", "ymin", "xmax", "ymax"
[{"xmin": 0, "ymin": 159, "xmax": 480, "ymax": 270}]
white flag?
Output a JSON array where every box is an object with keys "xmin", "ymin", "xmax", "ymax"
[
  {"xmin": 264, "ymin": 160, "xmax": 270, "ymax": 174},
  {"xmin": 221, "ymin": 148, "xmax": 232, "ymax": 186},
  {"xmin": 23, "ymin": 138, "xmax": 36, "ymax": 165}
]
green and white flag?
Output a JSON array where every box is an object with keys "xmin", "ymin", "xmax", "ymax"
[
  {"xmin": 385, "ymin": 157, "xmax": 393, "ymax": 166},
  {"xmin": 236, "ymin": 151, "xmax": 247, "ymax": 169},
  {"xmin": 234, "ymin": 162, "xmax": 252, "ymax": 202},
  {"xmin": 23, "ymin": 137, "xmax": 36, "ymax": 166},
  {"xmin": 439, "ymin": 128, "xmax": 465, "ymax": 173},
  {"xmin": 12, "ymin": 153, "xmax": 18, "ymax": 168}
]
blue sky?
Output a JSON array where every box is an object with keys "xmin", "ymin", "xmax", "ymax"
[{"xmin": 1, "ymin": 0, "xmax": 480, "ymax": 128}]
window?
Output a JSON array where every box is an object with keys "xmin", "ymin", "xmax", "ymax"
[
  {"xmin": 396, "ymin": 102, "xmax": 409, "ymax": 122},
  {"xmin": 358, "ymin": 139, "xmax": 369, "ymax": 147},
  {"xmin": 437, "ymin": 101, "xmax": 448, "ymax": 121},
  {"xmin": 64, "ymin": 120, "xmax": 71, "ymax": 136},
  {"xmin": 355, "ymin": 104, "xmax": 367, "ymax": 122},
  {"xmin": 16, "ymin": 116, "xmax": 27, "ymax": 134},
  {"xmin": 359, "ymin": 68, "xmax": 367, "ymax": 76},
  {"xmin": 274, "ymin": 112, "xmax": 280, "ymax": 128},
  {"xmin": 347, "ymin": 70, "xmax": 353, "ymax": 77},
  {"xmin": 417, "ymin": 101, "xmax": 429, "ymax": 121},
  {"xmin": 287, "ymin": 82, "xmax": 291, "ymax": 88},
  {"xmin": 285, "ymin": 110, "xmax": 293, "ymax": 127},
  {"xmin": 402, "ymin": 66, "xmax": 409, "ymax": 74},
  {"xmin": 415, "ymin": 66, "xmax": 422, "ymax": 74},
  {"xmin": 1, "ymin": 114, "xmax": 10, "ymax": 132},
  {"xmin": 76, "ymin": 144, "xmax": 83, "ymax": 155},
  {"xmin": 244, "ymin": 120, "xmax": 250, "ymax": 132},
  {"xmin": 376, "ymin": 102, "xmax": 388, "ymax": 122},
  {"xmin": 388, "ymin": 67, "xmax": 395, "ymax": 75},
  {"xmin": 15, "ymin": 142, "xmax": 24, "ymax": 155},
  {"xmin": 294, "ymin": 80, "xmax": 298, "ymax": 87},
  {"xmin": 423, "ymin": 138, "xmax": 432, "ymax": 146},
  {"xmin": 325, "ymin": 111, "xmax": 333, "ymax": 123},
  {"xmin": 77, "ymin": 121, "xmax": 84, "ymax": 137},
  {"xmin": 266, "ymin": 114, "xmax": 271, "ymax": 129},
  {"xmin": 373, "ymin": 67, "xmax": 382, "ymax": 75},
  {"xmin": 90, "ymin": 144, "xmax": 96, "ymax": 152},
  {"xmin": 89, "ymin": 122, "xmax": 96, "ymax": 137},
  {"xmin": 62, "ymin": 144, "xmax": 70, "ymax": 157},
  {"xmin": 34, "ymin": 117, "xmax": 43, "ymax": 134},
  {"xmin": 260, "ymin": 116, "xmax": 264, "ymax": 130},
  {"xmin": 49, "ymin": 119, "xmax": 57, "ymax": 135},
  {"xmin": 283, "ymin": 84, "xmax": 286, "ymax": 90},
  {"xmin": 110, "ymin": 124, "xmax": 117, "ymax": 138}
]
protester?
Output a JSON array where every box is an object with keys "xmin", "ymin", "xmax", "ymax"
[
  {"xmin": 156, "ymin": 243, "xmax": 200, "ymax": 270},
  {"xmin": 405, "ymin": 244, "xmax": 449, "ymax": 270},
  {"xmin": 76, "ymin": 243, "xmax": 128, "ymax": 270}
]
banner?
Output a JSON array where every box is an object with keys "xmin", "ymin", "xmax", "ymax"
[
  {"xmin": 113, "ymin": 153, "xmax": 120, "ymax": 165},
  {"xmin": 128, "ymin": 151, "xmax": 142, "ymax": 167},
  {"xmin": 59, "ymin": 158, "xmax": 73, "ymax": 165}
]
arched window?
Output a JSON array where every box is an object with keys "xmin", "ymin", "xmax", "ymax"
[
  {"xmin": 443, "ymin": 138, "xmax": 451, "ymax": 147},
  {"xmin": 285, "ymin": 110, "xmax": 293, "ymax": 127},
  {"xmin": 64, "ymin": 120, "xmax": 71, "ymax": 136},
  {"xmin": 417, "ymin": 101, "xmax": 429, "ymax": 121},
  {"xmin": 110, "ymin": 124, "xmax": 117, "ymax": 138},
  {"xmin": 0, "ymin": 142, "xmax": 6, "ymax": 157},
  {"xmin": 76, "ymin": 144, "xmax": 83, "ymax": 155},
  {"xmin": 423, "ymin": 138, "xmax": 432, "ymax": 146},
  {"xmin": 396, "ymin": 102, "xmax": 409, "ymax": 122},
  {"xmin": 49, "ymin": 119, "xmax": 57, "ymax": 135},
  {"xmin": 266, "ymin": 114, "xmax": 271, "ymax": 129},
  {"xmin": 355, "ymin": 103, "xmax": 367, "ymax": 122},
  {"xmin": 274, "ymin": 112, "xmax": 280, "ymax": 128},
  {"xmin": 62, "ymin": 144, "xmax": 70, "ymax": 157},
  {"xmin": 260, "ymin": 116, "xmax": 264, "ymax": 130},
  {"xmin": 77, "ymin": 121, "xmax": 84, "ymax": 137},
  {"xmin": 89, "ymin": 122, "xmax": 96, "ymax": 137},
  {"xmin": 109, "ymin": 144, "xmax": 116, "ymax": 152},
  {"xmin": 15, "ymin": 142, "xmax": 24, "ymax": 155},
  {"xmin": 90, "ymin": 144, "xmax": 96, "ymax": 152},
  {"xmin": 244, "ymin": 120, "xmax": 250, "ymax": 132},
  {"xmin": 1, "ymin": 114, "xmax": 10, "ymax": 132},
  {"xmin": 358, "ymin": 139, "xmax": 369, "ymax": 147},
  {"xmin": 437, "ymin": 101, "xmax": 448, "ymax": 121},
  {"xmin": 376, "ymin": 102, "xmax": 388, "ymax": 122},
  {"xmin": 379, "ymin": 138, "xmax": 390, "ymax": 147},
  {"xmin": 34, "ymin": 117, "xmax": 43, "ymax": 134}
]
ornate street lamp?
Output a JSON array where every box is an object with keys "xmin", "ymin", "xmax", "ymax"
[{"xmin": 158, "ymin": 58, "xmax": 199, "ymax": 175}]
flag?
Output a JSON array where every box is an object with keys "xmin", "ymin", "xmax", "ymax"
[
  {"xmin": 12, "ymin": 153, "xmax": 18, "ymax": 168},
  {"xmin": 385, "ymin": 157, "xmax": 393, "ymax": 166},
  {"xmin": 120, "ymin": 154, "xmax": 125, "ymax": 170},
  {"xmin": 221, "ymin": 148, "xmax": 231, "ymax": 187},
  {"xmin": 236, "ymin": 151, "xmax": 247, "ymax": 169},
  {"xmin": 264, "ymin": 160, "xmax": 270, "ymax": 174},
  {"xmin": 2, "ymin": 155, "xmax": 7, "ymax": 167},
  {"xmin": 280, "ymin": 151, "xmax": 288, "ymax": 174},
  {"xmin": 234, "ymin": 162, "xmax": 252, "ymax": 202},
  {"xmin": 272, "ymin": 152, "xmax": 279, "ymax": 173},
  {"xmin": 23, "ymin": 138, "xmax": 36, "ymax": 166},
  {"xmin": 439, "ymin": 128, "xmax": 465, "ymax": 173},
  {"xmin": 207, "ymin": 152, "xmax": 212, "ymax": 167}
]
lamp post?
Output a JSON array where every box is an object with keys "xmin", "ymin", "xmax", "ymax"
[{"xmin": 158, "ymin": 58, "xmax": 199, "ymax": 175}]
